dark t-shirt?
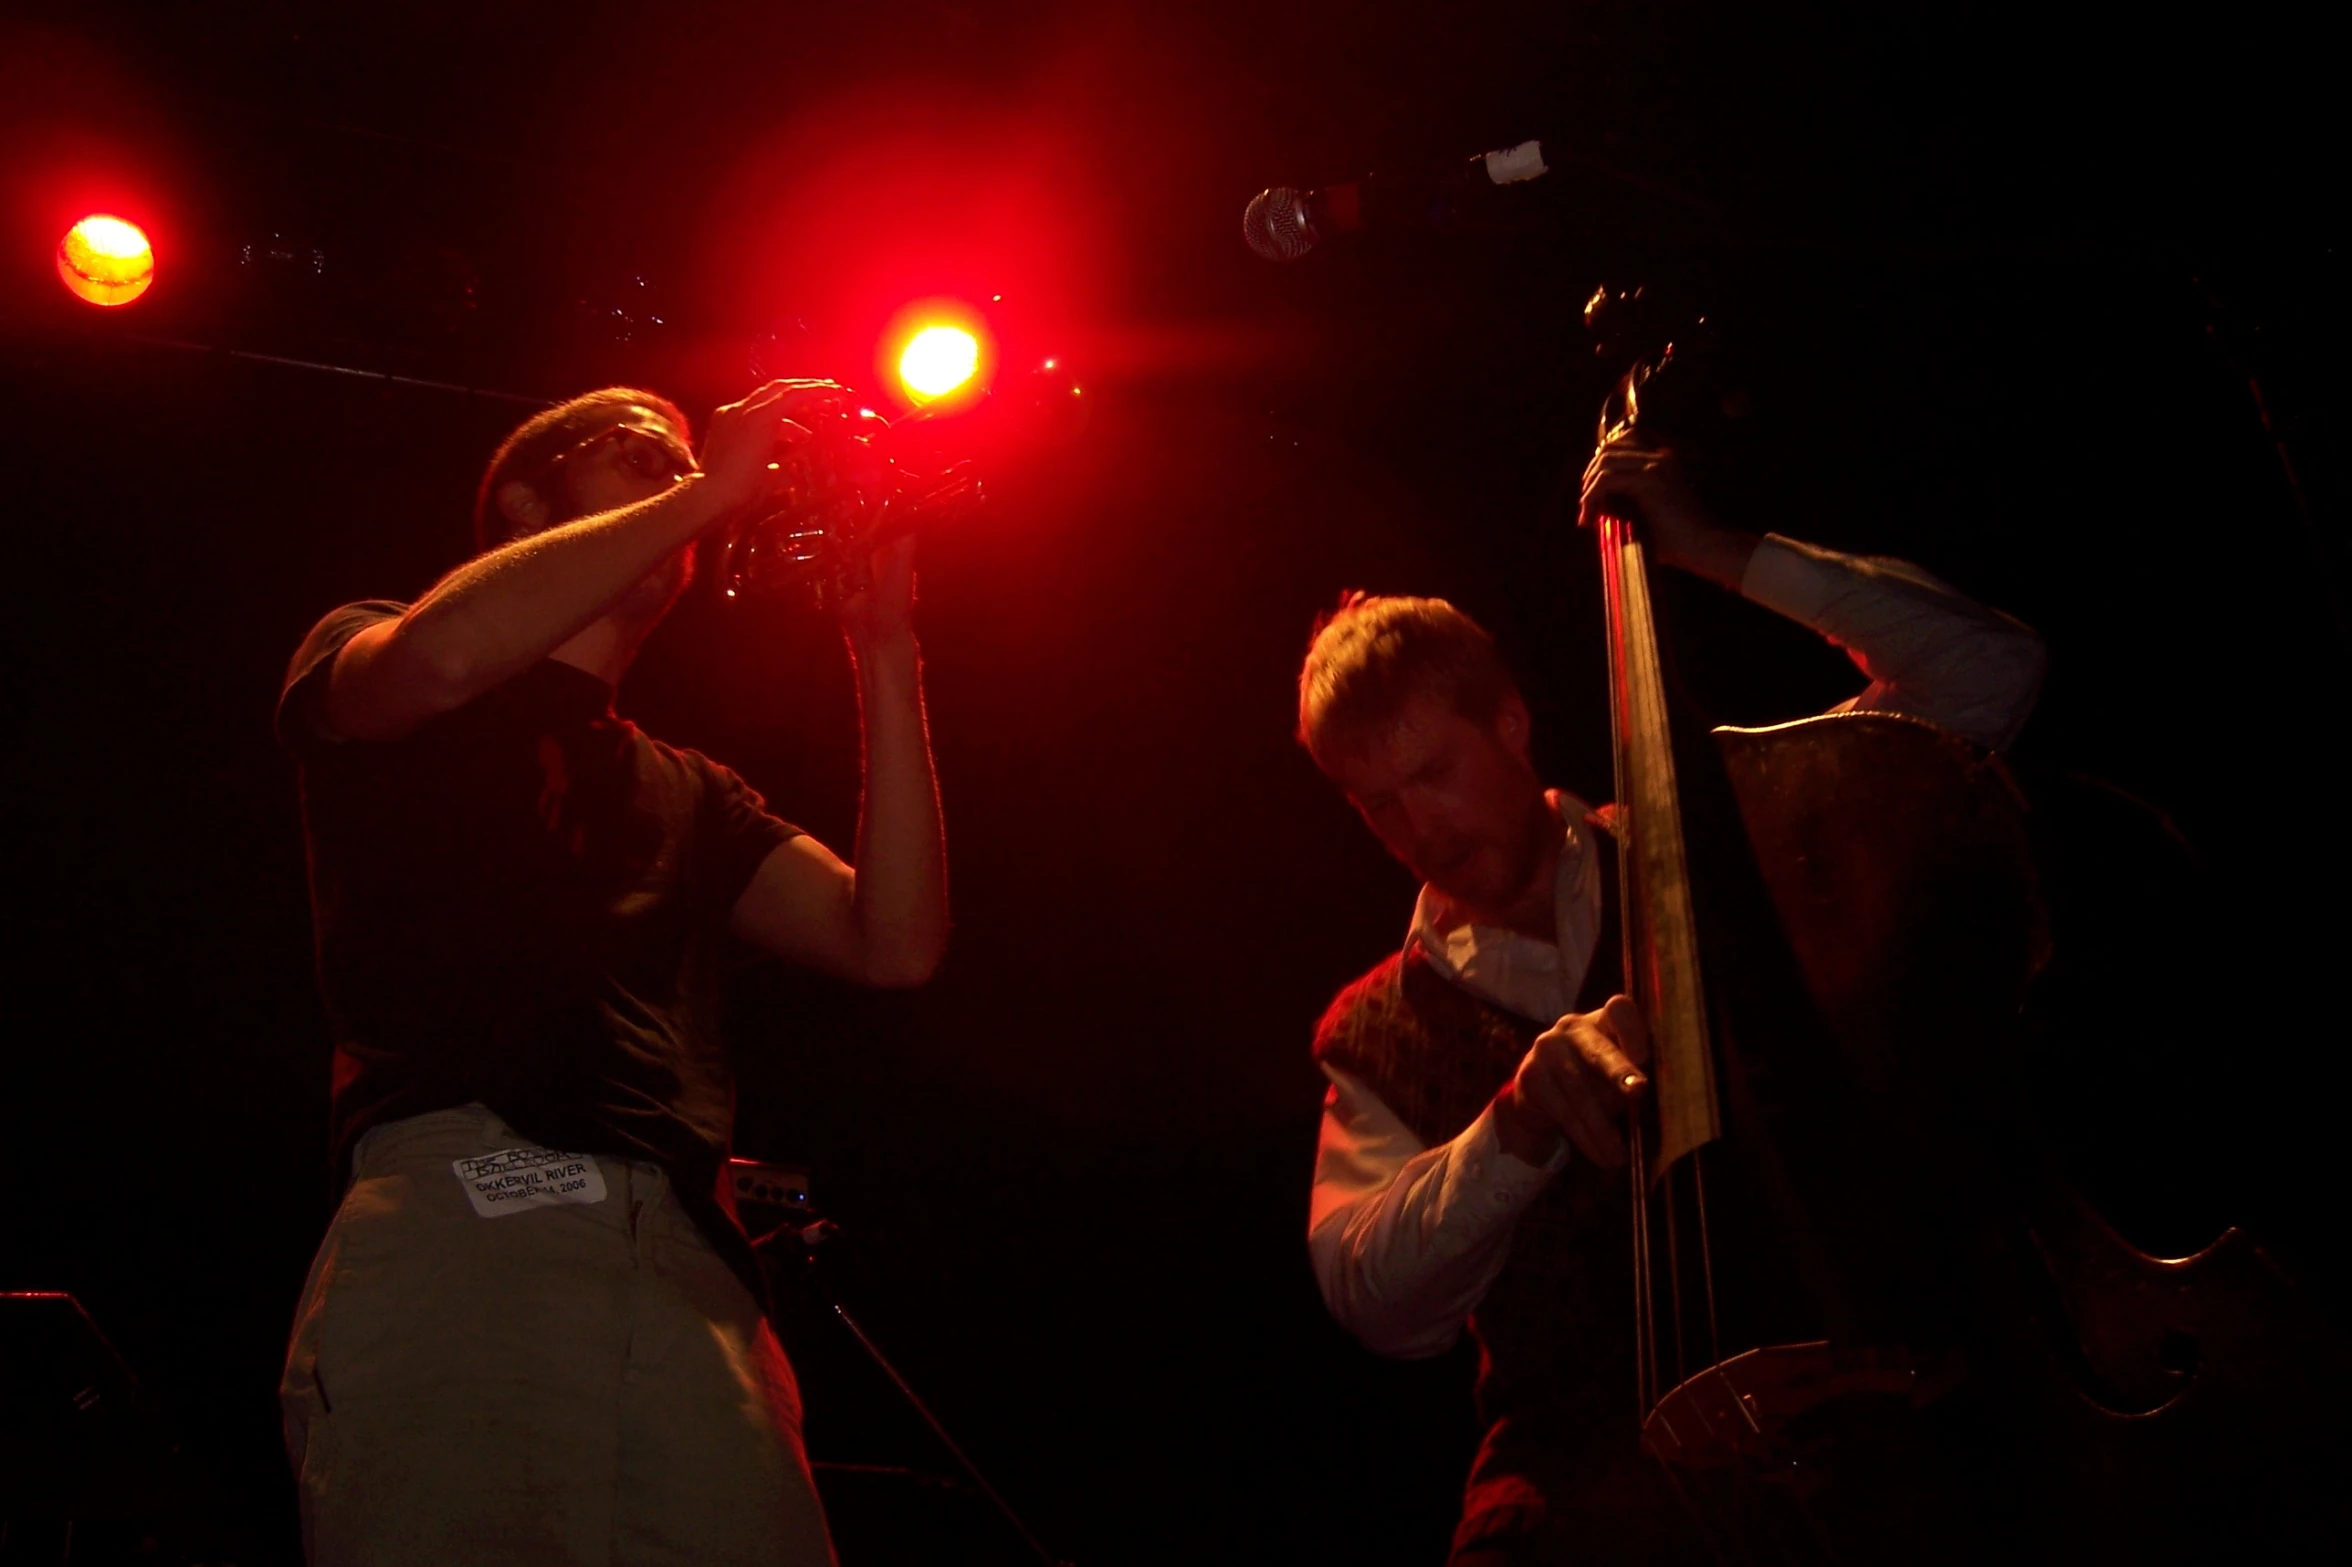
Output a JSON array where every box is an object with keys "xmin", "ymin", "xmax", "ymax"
[{"xmin": 277, "ymin": 601, "xmax": 801, "ymax": 1186}]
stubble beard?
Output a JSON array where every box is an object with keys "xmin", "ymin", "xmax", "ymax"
[{"xmin": 1452, "ymin": 795, "xmax": 1561, "ymax": 933}]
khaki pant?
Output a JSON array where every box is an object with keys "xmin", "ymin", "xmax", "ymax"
[{"xmin": 280, "ymin": 1104, "xmax": 834, "ymax": 1567}]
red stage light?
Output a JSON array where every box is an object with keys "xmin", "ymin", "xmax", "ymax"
[
  {"xmin": 877, "ymin": 301, "xmax": 993, "ymax": 411},
  {"xmin": 899, "ymin": 325, "xmax": 980, "ymax": 401},
  {"xmin": 57, "ymin": 214, "xmax": 154, "ymax": 307}
]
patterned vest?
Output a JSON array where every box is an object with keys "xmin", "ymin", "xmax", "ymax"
[{"xmin": 1312, "ymin": 880, "xmax": 1635, "ymax": 1432}]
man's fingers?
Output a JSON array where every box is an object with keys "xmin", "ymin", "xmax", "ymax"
[
  {"xmin": 722, "ymin": 378, "xmax": 847, "ymax": 421},
  {"xmin": 729, "ymin": 382, "xmax": 792, "ymax": 413},
  {"xmin": 1575, "ymin": 1032, "xmax": 1644, "ymax": 1100},
  {"xmin": 1517, "ymin": 1004, "xmax": 1652, "ymax": 1167},
  {"xmin": 1582, "ymin": 458, "xmax": 1667, "ymax": 497},
  {"xmin": 1596, "ymin": 433, "xmax": 1671, "ymax": 459},
  {"xmin": 1597, "ymin": 994, "xmax": 1652, "ymax": 1069},
  {"xmin": 774, "ymin": 385, "xmax": 849, "ymax": 419},
  {"xmin": 1522, "ymin": 1017, "xmax": 1646, "ymax": 1170},
  {"xmin": 1578, "ymin": 470, "xmax": 1633, "ymax": 529},
  {"xmin": 751, "ymin": 377, "xmax": 842, "ymax": 398},
  {"xmin": 1579, "ymin": 458, "xmax": 1669, "ymax": 529},
  {"xmin": 1520, "ymin": 1066, "xmax": 1626, "ymax": 1170},
  {"xmin": 1580, "ymin": 439, "xmax": 1672, "ymax": 499},
  {"xmin": 1570, "ymin": 1003, "xmax": 1648, "ymax": 1093}
]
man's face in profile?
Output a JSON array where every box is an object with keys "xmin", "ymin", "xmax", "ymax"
[
  {"xmin": 1326, "ymin": 686, "xmax": 1551, "ymax": 922},
  {"xmin": 534, "ymin": 405, "xmax": 700, "ymax": 622}
]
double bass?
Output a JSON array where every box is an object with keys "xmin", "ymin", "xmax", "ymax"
[{"xmin": 1584, "ymin": 291, "xmax": 2349, "ymax": 1561}]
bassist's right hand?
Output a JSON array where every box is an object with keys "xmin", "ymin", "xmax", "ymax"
[{"xmin": 1492, "ymin": 995, "xmax": 1650, "ymax": 1170}]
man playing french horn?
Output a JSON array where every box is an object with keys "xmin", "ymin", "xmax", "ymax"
[{"xmin": 275, "ymin": 379, "xmax": 947, "ymax": 1567}]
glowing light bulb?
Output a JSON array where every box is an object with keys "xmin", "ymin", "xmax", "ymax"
[
  {"xmin": 57, "ymin": 215, "xmax": 155, "ymax": 307},
  {"xmin": 899, "ymin": 326, "xmax": 980, "ymax": 400}
]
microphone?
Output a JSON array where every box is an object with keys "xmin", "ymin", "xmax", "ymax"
[{"xmin": 1243, "ymin": 139, "xmax": 1551, "ymax": 262}]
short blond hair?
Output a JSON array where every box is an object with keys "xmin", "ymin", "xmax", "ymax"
[{"xmin": 1297, "ymin": 592, "xmax": 1518, "ymax": 770}]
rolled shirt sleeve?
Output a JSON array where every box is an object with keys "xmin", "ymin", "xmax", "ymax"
[
  {"xmin": 275, "ymin": 601, "xmax": 405, "ymax": 752},
  {"xmin": 1741, "ymin": 534, "xmax": 2048, "ymax": 750},
  {"xmin": 1309, "ymin": 1064, "xmax": 1567, "ymax": 1359},
  {"xmin": 683, "ymin": 752, "xmax": 805, "ymax": 919}
]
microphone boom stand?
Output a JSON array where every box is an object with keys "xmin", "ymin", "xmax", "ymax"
[{"xmin": 749, "ymin": 1218, "xmax": 1069, "ymax": 1567}]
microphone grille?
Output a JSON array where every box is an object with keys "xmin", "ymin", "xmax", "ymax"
[{"xmin": 1244, "ymin": 187, "xmax": 1317, "ymax": 262}]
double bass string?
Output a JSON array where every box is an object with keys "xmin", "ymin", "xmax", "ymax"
[
  {"xmin": 1666, "ymin": 1158, "xmax": 1687, "ymax": 1388},
  {"xmin": 1629, "ymin": 1118, "xmax": 1655, "ymax": 1419},
  {"xmin": 1692, "ymin": 1153, "xmax": 1721, "ymax": 1368}
]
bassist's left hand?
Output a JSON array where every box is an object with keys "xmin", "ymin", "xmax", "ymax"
[{"xmin": 1578, "ymin": 434, "xmax": 1758, "ymax": 591}]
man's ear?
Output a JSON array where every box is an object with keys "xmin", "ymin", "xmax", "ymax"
[
  {"xmin": 496, "ymin": 479, "xmax": 550, "ymax": 540},
  {"xmin": 1495, "ymin": 693, "xmax": 1533, "ymax": 762}
]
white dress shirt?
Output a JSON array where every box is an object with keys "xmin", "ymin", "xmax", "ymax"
[{"xmin": 1308, "ymin": 534, "xmax": 2047, "ymax": 1357}]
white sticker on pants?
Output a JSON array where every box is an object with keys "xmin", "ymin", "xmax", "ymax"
[{"xmin": 452, "ymin": 1147, "xmax": 608, "ymax": 1218}]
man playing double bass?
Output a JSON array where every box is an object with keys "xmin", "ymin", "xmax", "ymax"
[{"xmin": 1298, "ymin": 430, "xmax": 2046, "ymax": 1565}]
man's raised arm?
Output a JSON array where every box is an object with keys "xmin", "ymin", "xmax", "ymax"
[
  {"xmin": 727, "ymin": 536, "xmax": 949, "ymax": 989},
  {"xmin": 1579, "ymin": 433, "xmax": 2047, "ymax": 749},
  {"xmin": 324, "ymin": 382, "xmax": 831, "ymax": 742}
]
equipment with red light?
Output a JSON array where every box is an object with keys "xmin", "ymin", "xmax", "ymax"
[
  {"xmin": 898, "ymin": 326, "xmax": 981, "ymax": 401},
  {"xmin": 56, "ymin": 215, "xmax": 156, "ymax": 307}
]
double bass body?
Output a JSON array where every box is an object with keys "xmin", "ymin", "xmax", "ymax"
[{"xmin": 1607, "ymin": 589, "xmax": 2350, "ymax": 1566}]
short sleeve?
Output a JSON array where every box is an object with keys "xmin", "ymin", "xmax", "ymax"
[
  {"xmin": 276, "ymin": 601, "xmax": 406, "ymax": 754},
  {"xmin": 690, "ymin": 754, "xmax": 804, "ymax": 916}
]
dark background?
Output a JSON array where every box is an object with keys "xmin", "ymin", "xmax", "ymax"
[{"xmin": 1, "ymin": 3, "xmax": 2342, "ymax": 1563}]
